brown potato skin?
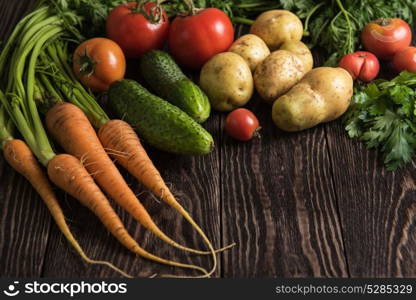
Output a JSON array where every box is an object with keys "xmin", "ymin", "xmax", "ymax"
[
  {"xmin": 272, "ymin": 67, "xmax": 354, "ymax": 132},
  {"xmin": 279, "ymin": 40, "xmax": 313, "ymax": 72},
  {"xmin": 229, "ymin": 34, "xmax": 270, "ymax": 72},
  {"xmin": 200, "ymin": 52, "xmax": 253, "ymax": 112},
  {"xmin": 250, "ymin": 10, "xmax": 303, "ymax": 50},
  {"xmin": 254, "ymin": 41, "xmax": 313, "ymax": 102}
]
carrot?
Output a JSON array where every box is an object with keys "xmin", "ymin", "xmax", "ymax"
[
  {"xmin": 39, "ymin": 41, "xmax": 235, "ymax": 266},
  {"xmin": 0, "ymin": 7, "xmax": 208, "ymax": 275},
  {"xmin": 45, "ymin": 102, "xmax": 217, "ymax": 256},
  {"xmin": 2, "ymin": 139, "xmax": 132, "ymax": 278},
  {"xmin": 47, "ymin": 153, "xmax": 209, "ymax": 276},
  {"xmin": 99, "ymin": 119, "xmax": 236, "ymax": 277}
]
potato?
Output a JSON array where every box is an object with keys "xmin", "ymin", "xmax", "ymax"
[
  {"xmin": 200, "ymin": 52, "xmax": 253, "ymax": 111},
  {"xmin": 254, "ymin": 41, "xmax": 313, "ymax": 102},
  {"xmin": 272, "ymin": 67, "xmax": 353, "ymax": 132},
  {"xmin": 250, "ymin": 10, "xmax": 303, "ymax": 51},
  {"xmin": 229, "ymin": 34, "xmax": 270, "ymax": 72},
  {"xmin": 279, "ymin": 40, "xmax": 313, "ymax": 72}
]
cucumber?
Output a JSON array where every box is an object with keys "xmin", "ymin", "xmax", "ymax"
[
  {"xmin": 140, "ymin": 50, "xmax": 211, "ymax": 123},
  {"xmin": 108, "ymin": 79, "xmax": 214, "ymax": 155}
]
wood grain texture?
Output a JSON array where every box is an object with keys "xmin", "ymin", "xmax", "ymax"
[
  {"xmin": 220, "ymin": 98, "xmax": 348, "ymax": 277},
  {"xmin": 325, "ymin": 122, "xmax": 416, "ymax": 277}
]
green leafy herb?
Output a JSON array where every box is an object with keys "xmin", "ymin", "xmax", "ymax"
[
  {"xmin": 344, "ymin": 72, "xmax": 416, "ymax": 170},
  {"xmin": 36, "ymin": 0, "xmax": 126, "ymax": 39}
]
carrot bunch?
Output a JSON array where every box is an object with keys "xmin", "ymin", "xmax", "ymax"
[
  {"xmin": 0, "ymin": 100, "xmax": 131, "ymax": 278},
  {"xmin": 0, "ymin": 4, "xmax": 233, "ymax": 277}
]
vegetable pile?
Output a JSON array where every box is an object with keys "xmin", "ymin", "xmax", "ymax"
[{"xmin": 0, "ymin": 0, "xmax": 235, "ymax": 278}]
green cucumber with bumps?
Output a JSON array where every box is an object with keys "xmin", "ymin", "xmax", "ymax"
[
  {"xmin": 140, "ymin": 50, "xmax": 211, "ymax": 123},
  {"xmin": 108, "ymin": 79, "xmax": 214, "ymax": 155}
]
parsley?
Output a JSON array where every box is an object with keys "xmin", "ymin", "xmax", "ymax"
[{"xmin": 344, "ymin": 72, "xmax": 416, "ymax": 170}]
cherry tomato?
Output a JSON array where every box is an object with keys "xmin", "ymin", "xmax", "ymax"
[
  {"xmin": 393, "ymin": 46, "xmax": 416, "ymax": 73},
  {"xmin": 225, "ymin": 108, "xmax": 260, "ymax": 141},
  {"xmin": 73, "ymin": 38, "xmax": 126, "ymax": 92},
  {"xmin": 361, "ymin": 18, "xmax": 412, "ymax": 60},
  {"xmin": 106, "ymin": 2, "xmax": 169, "ymax": 58},
  {"xmin": 338, "ymin": 51, "xmax": 380, "ymax": 82},
  {"xmin": 169, "ymin": 8, "xmax": 234, "ymax": 69}
]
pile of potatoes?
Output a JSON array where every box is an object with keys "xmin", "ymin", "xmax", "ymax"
[{"xmin": 199, "ymin": 10, "xmax": 353, "ymax": 132}]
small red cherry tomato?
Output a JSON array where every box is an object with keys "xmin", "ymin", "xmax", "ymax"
[
  {"xmin": 392, "ymin": 46, "xmax": 416, "ymax": 73},
  {"xmin": 361, "ymin": 18, "xmax": 412, "ymax": 60},
  {"xmin": 225, "ymin": 108, "xmax": 260, "ymax": 141},
  {"xmin": 338, "ymin": 51, "xmax": 380, "ymax": 82}
]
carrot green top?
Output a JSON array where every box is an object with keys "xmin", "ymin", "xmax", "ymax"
[{"xmin": 0, "ymin": 5, "xmax": 111, "ymax": 165}]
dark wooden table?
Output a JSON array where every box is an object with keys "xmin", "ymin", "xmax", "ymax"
[{"xmin": 1, "ymin": 1, "xmax": 416, "ymax": 278}]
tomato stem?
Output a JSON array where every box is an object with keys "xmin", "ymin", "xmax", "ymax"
[
  {"xmin": 76, "ymin": 49, "xmax": 97, "ymax": 77},
  {"xmin": 253, "ymin": 127, "xmax": 262, "ymax": 139},
  {"xmin": 135, "ymin": 1, "xmax": 166, "ymax": 24},
  {"xmin": 378, "ymin": 18, "xmax": 391, "ymax": 26},
  {"xmin": 183, "ymin": 0, "xmax": 199, "ymax": 16}
]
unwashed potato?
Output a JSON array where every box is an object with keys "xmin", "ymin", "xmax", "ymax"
[
  {"xmin": 229, "ymin": 34, "xmax": 270, "ymax": 72},
  {"xmin": 200, "ymin": 52, "xmax": 253, "ymax": 111},
  {"xmin": 279, "ymin": 40, "xmax": 313, "ymax": 72},
  {"xmin": 250, "ymin": 10, "xmax": 303, "ymax": 51},
  {"xmin": 272, "ymin": 67, "xmax": 353, "ymax": 132},
  {"xmin": 254, "ymin": 40, "xmax": 313, "ymax": 102}
]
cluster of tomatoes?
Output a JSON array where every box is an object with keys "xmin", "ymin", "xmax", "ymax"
[
  {"xmin": 73, "ymin": 2, "xmax": 235, "ymax": 92},
  {"xmin": 339, "ymin": 18, "xmax": 414, "ymax": 82},
  {"xmin": 106, "ymin": 2, "xmax": 234, "ymax": 69}
]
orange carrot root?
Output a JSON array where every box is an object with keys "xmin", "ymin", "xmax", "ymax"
[
  {"xmin": 46, "ymin": 153, "xmax": 208, "ymax": 276},
  {"xmin": 98, "ymin": 120, "xmax": 236, "ymax": 277},
  {"xmin": 2, "ymin": 139, "xmax": 132, "ymax": 278},
  {"xmin": 45, "ymin": 102, "xmax": 219, "ymax": 258}
]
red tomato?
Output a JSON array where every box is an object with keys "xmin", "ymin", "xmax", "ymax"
[
  {"xmin": 106, "ymin": 2, "xmax": 169, "ymax": 58},
  {"xmin": 393, "ymin": 46, "xmax": 416, "ymax": 73},
  {"xmin": 169, "ymin": 8, "xmax": 234, "ymax": 69},
  {"xmin": 361, "ymin": 18, "xmax": 412, "ymax": 60},
  {"xmin": 73, "ymin": 38, "xmax": 126, "ymax": 92},
  {"xmin": 338, "ymin": 51, "xmax": 380, "ymax": 82},
  {"xmin": 225, "ymin": 108, "xmax": 260, "ymax": 141}
]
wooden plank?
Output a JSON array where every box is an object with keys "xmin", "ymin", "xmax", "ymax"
[
  {"xmin": 41, "ymin": 117, "xmax": 222, "ymax": 277},
  {"xmin": 325, "ymin": 122, "xmax": 416, "ymax": 277},
  {"xmin": 220, "ymin": 97, "xmax": 348, "ymax": 277},
  {"xmin": 0, "ymin": 0, "xmax": 51, "ymax": 277},
  {"xmin": 0, "ymin": 163, "xmax": 52, "ymax": 277}
]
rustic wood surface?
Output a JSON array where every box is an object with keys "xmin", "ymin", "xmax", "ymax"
[{"xmin": 0, "ymin": 0, "xmax": 415, "ymax": 278}]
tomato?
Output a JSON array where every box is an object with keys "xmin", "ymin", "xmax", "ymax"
[
  {"xmin": 73, "ymin": 38, "xmax": 126, "ymax": 92},
  {"xmin": 106, "ymin": 2, "xmax": 169, "ymax": 58},
  {"xmin": 225, "ymin": 108, "xmax": 260, "ymax": 141},
  {"xmin": 338, "ymin": 51, "xmax": 380, "ymax": 82},
  {"xmin": 361, "ymin": 18, "xmax": 412, "ymax": 60},
  {"xmin": 393, "ymin": 46, "xmax": 416, "ymax": 73},
  {"xmin": 169, "ymin": 8, "xmax": 234, "ymax": 69}
]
